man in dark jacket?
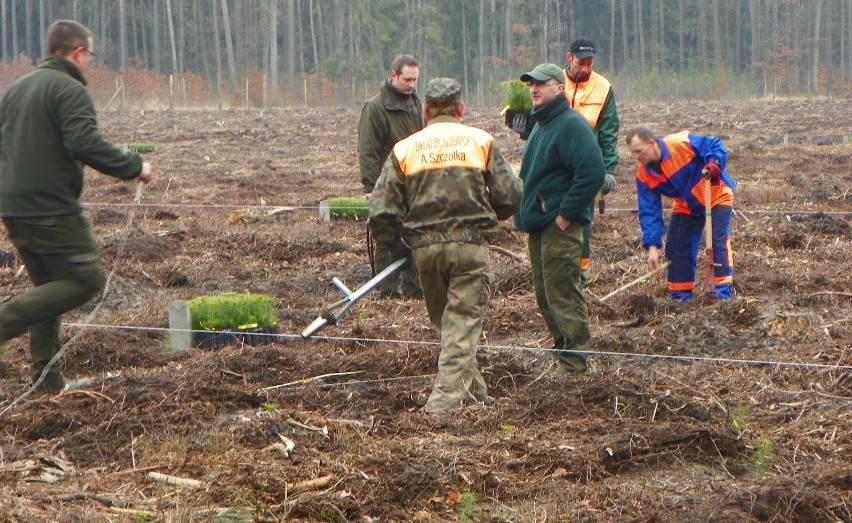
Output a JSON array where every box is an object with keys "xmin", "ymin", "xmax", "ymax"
[
  {"xmin": 358, "ymin": 55, "xmax": 424, "ymax": 298},
  {"xmin": 0, "ymin": 19, "xmax": 154, "ymax": 394},
  {"xmin": 514, "ymin": 63, "xmax": 605, "ymax": 373},
  {"xmin": 370, "ymin": 78, "xmax": 522, "ymax": 413}
]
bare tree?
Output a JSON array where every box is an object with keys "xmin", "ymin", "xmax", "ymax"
[
  {"xmin": 1, "ymin": 0, "xmax": 7, "ymax": 61},
  {"xmin": 620, "ymin": 0, "xmax": 629, "ymax": 66},
  {"xmin": 38, "ymin": 0, "xmax": 45, "ymax": 59},
  {"xmin": 479, "ymin": 0, "xmax": 485, "ymax": 105},
  {"xmin": 153, "ymin": 0, "xmax": 161, "ymax": 73},
  {"xmin": 711, "ymin": 0, "xmax": 722, "ymax": 66},
  {"xmin": 309, "ymin": 0, "xmax": 321, "ymax": 104},
  {"xmin": 11, "ymin": 0, "xmax": 18, "ymax": 59},
  {"xmin": 25, "ymin": 0, "xmax": 34, "ymax": 62},
  {"xmin": 811, "ymin": 0, "xmax": 823, "ymax": 93},
  {"xmin": 119, "ymin": 0, "xmax": 127, "ymax": 69},
  {"xmin": 269, "ymin": 0, "xmax": 278, "ymax": 105},
  {"xmin": 286, "ymin": 0, "xmax": 296, "ymax": 93},
  {"xmin": 220, "ymin": 0, "xmax": 237, "ymax": 88},
  {"xmin": 505, "ymin": 0, "xmax": 513, "ymax": 77},
  {"xmin": 610, "ymin": 0, "xmax": 616, "ymax": 71},
  {"xmin": 210, "ymin": 0, "xmax": 223, "ymax": 107}
]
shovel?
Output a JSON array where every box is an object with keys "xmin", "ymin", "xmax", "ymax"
[{"xmin": 301, "ymin": 257, "xmax": 408, "ymax": 338}]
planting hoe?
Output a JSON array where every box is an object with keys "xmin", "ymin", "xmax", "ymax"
[
  {"xmin": 301, "ymin": 257, "xmax": 409, "ymax": 338},
  {"xmin": 702, "ymin": 168, "xmax": 717, "ymax": 294}
]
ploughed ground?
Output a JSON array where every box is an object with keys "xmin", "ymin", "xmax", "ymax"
[{"xmin": 0, "ymin": 100, "xmax": 849, "ymax": 522}]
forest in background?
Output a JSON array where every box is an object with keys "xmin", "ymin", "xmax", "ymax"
[{"xmin": 1, "ymin": 0, "xmax": 851, "ymax": 108}]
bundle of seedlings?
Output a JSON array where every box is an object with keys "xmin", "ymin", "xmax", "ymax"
[
  {"xmin": 187, "ymin": 292, "xmax": 278, "ymax": 349},
  {"xmin": 320, "ymin": 197, "xmax": 369, "ymax": 221},
  {"xmin": 501, "ymin": 80, "xmax": 534, "ymax": 140}
]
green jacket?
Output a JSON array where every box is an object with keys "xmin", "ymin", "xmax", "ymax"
[
  {"xmin": 369, "ymin": 116, "xmax": 522, "ymax": 249},
  {"xmin": 514, "ymin": 94, "xmax": 605, "ymax": 233},
  {"xmin": 357, "ymin": 79, "xmax": 424, "ymax": 193},
  {"xmin": 564, "ymin": 70, "xmax": 620, "ymax": 175},
  {"xmin": 0, "ymin": 56, "xmax": 143, "ymax": 218},
  {"xmin": 595, "ymin": 89, "xmax": 619, "ymax": 175}
]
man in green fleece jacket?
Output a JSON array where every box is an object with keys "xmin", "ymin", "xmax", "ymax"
[
  {"xmin": 358, "ymin": 54, "xmax": 424, "ymax": 299},
  {"xmin": 514, "ymin": 63, "xmax": 605, "ymax": 373},
  {"xmin": 0, "ymin": 20, "xmax": 154, "ymax": 394}
]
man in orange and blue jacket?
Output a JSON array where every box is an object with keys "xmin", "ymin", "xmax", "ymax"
[{"xmin": 625, "ymin": 126, "xmax": 735, "ymax": 300}]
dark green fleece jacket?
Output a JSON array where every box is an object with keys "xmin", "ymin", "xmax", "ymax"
[
  {"xmin": 0, "ymin": 56, "xmax": 142, "ymax": 218},
  {"xmin": 514, "ymin": 94, "xmax": 605, "ymax": 233},
  {"xmin": 357, "ymin": 80, "xmax": 424, "ymax": 193}
]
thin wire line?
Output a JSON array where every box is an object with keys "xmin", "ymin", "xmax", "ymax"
[
  {"xmin": 53, "ymin": 322, "xmax": 852, "ymax": 373},
  {"xmin": 84, "ymin": 201, "xmax": 852, "ymax": 216}
]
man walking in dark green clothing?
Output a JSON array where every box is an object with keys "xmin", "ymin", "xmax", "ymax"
[
  {"xmin": 514, "ymin": 63, "xmax": 605, "ymax": 373},
  {"xmin": 0, "ymin": 20, "xmax": 154, "ymax": 394}
]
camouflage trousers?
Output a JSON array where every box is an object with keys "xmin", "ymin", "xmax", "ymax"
[
  {"xmin": 412, "ymin": 242, "xmax": 492, "ymax": 413},
  {"xmin": 373, "ymin": 237, "xmax": 422, "ymax": 298},
  {"xmin": 528, "ymin": 221, "xmax": 590, "ymax": 372},
  {"xmin": 0, "ymin": 214, "xmax": 105, "ymax": 393}
]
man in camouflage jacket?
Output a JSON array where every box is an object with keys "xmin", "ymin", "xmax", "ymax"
[{"xmin": 369, "ymin": 78, "xmax": 522, "ymax": 414}]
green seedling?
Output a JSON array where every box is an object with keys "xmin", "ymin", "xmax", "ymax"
[
  {"xmin": 129, "ymin": 143, "xmax": 156, "ymax": 153},
  {"xmin": 499, "ymin": 424, "xmax": 516, "ymax": 432},
  {"xmin": 261, "ymin": 402, "xmax": 279, "ymax": 412},
  {"xmin": 327, "ymin": 196, "xmax": 369, "ymax": 220},
  {"xmin": 455, "ymin": 491, "xmax": 482, "ymax": 523},
  {"xmin": 187, "ymin": 292, "xmax": 277, "ymax": 331},
  {"xmin": 212, "ymin": 507, "xmax": 254, "ymax": 522},
  {"xmin": 730, "ymin": 406, "xmax": 749, "ymax": 432},
  {"xmin": 749, "ymin": 438, "xmax": 775, "ymax": 479},
  {"xmin": 501, "ymin": 80, "xmax": 533, "ymax": 111}
]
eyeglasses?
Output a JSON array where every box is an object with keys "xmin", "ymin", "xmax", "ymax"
[
  {"xmin": 527, "ymin": 81, "xmax": 560, "ymax": 88},
  {"xmin": 76, "ymin": 46, "xmax": 97, "ymax": 58}
]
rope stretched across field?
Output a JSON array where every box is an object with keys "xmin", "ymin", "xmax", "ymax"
[
  {"xmin": 22, "ymin": 322, "xmax": 852, "ymax": 374},
  {"xmin": 87, "ymin": 201, "xmax": 852, "ymax": 217},
  {"xmin": 0, "ymin": 184, "xmax": 144, "ymax": 419}
]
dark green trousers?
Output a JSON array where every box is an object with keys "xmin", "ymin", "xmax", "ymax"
[
  {"xmin": 413, "ymin": 242, "xmax": 491, "ymax": 413},
  {"xmin": 0, "ymin": 214, "xmax": 105, "ymax": 392},
  {"xmin": 527, "ymin": 221, "xmax": 590, "ymax": 372}
]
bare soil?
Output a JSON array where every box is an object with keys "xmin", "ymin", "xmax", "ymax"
[{"xmin": 0, "ymin": 100, "xmax": 850, "ymax": 522}]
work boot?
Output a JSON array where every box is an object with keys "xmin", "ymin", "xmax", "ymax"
[
  {"xmin": 32, "ymin": 374, "xmax": 66, "ymax": 395},
  {"xmin": 553, "ymin": 351, "xmax": 588, "ymax": 373}
]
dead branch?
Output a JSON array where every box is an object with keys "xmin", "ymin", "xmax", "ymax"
[
  {"xmin": 147, "ymin": 471, "xmax": 204, "ymax": 489},
  {"xmin": 285, "ymin": 417, "xmax": 329, "ymax": 437},
  {"xmin": 600, "ymin": 262, "xmax": 670, "ymax": 301},
  {"xmin": 52, "ymin": 389, "xmax": 115, "ymax": 403},
  {"xmin": 489, "ymin": 245, "xmax": 527, "ymax": 263},
  {"xmin": 288, "ymin": 474, "xmax": 336, "ymax": 493},
  {"xmin": 42, "ymin": 493, "xmax": 133, "ymax": 508},
  {"xmin": 259, "ymin": 371, "xmax": 365, "ymax": 392}
]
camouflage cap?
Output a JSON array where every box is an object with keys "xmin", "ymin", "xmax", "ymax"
[{"xmin": 424, "ymin": 77, "xmax": 462, "ymax": 106}]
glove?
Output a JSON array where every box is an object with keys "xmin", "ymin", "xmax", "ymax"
[
  {"xmin": 600, "ymin": 174, "xmax": 617, "ymax": 196},
  {"xmin": 389, "ymin": 241, "xmax": 411, "ymax": 262},
  {"xmin": 511, "ymin": 112, "xmax": 530, "ymax": 135},
  {"xmin": 703, "ymin": 161, "xmax": 721, "ymax": 185}
]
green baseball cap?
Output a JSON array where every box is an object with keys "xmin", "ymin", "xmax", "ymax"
[{"xmin": 520, "ymin": 63, "xmax": 564, "ymax": 84}]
